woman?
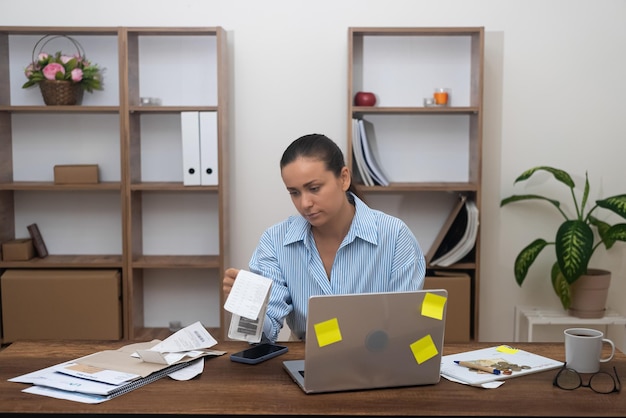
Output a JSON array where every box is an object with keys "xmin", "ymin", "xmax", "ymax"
[{"xmin": 223, "ymin": 133, "xmax": 426, "ymax": 342}]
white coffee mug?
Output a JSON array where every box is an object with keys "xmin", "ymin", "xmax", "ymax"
[{"xmin": 564, "ymin": 328, "xmax": 615, "ymax": 373}]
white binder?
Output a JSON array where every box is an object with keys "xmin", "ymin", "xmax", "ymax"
[
  {"xmin": 180, "ymin": 112, "xmax": 201, "ymax": 185},
  {"xmin": 199, "ymin": 112, "xmax": 219, "ymax": 186}
]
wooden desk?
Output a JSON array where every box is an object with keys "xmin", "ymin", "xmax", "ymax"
[{"xmin": 0, "ymin": 340, "xmax": 624, "ymax": 417}]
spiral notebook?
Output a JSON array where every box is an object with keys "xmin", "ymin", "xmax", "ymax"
[{"xmin": 11, "ymin": 356, "xmax": 201, "ymax": 403}]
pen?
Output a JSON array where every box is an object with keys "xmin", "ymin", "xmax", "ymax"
[{"xmin": 454, "ymin": 360, "xmax": 501, "ymax": 375}]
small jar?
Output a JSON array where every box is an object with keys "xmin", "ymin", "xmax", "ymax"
[
  {"xmin": 433, "ymin": 88, "xmax": 449, "ymax": 106},
  {"xmin": 423, "ymin": 97, "xmax": 435, "ymax": 107},
  {"xmin": 140, "ymin": 97, "xmax": 162, "ymax": 106}
]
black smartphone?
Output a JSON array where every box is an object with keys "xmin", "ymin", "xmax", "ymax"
[{"xmin": 229, "ymin": 343, "xmax": 289, "ymax": 365}]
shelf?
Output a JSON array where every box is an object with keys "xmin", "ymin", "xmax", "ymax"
[
  {"xmin": 127, "ymin": 27, "xmax": 223, "ymax": 36},
  {"xmin": 514, "ymin": 305, "xmax": 626, "ymax": 342},
  {"xmin": 0, "ymin": 254, "xmax": 123, "ymax": 268},
  {"xmin": 352, "ymin": 106, "xmax": 479, "ymax": 115},
  {"xmin": 358, "ymin": 182, "xmax": 479, "ymax": 193},
  {"xmin": 0, "ymin": 26, "xmax": 119, "ymax": 35},
  {"xmin": 130, "ymin": 182, "xmax": 219, "ymax": 192},
  {"xmin": 0, "ymin": 105, "xmax": 120, "ymax": 113},
  {"xmin": 129, "ymin": 106, "xmax": 218, "ymax": 113},
  {"xmin": 131, "ymin": 255, "xmax": 221, "ymax": 269},
  {"xmin": 349, "ymin": 27, "xmax": 485, "ymax": 36},
  {"xmin": 0, "ymin": 182, "xmax": 121, "ymax": 191},
  {"xmin": 427, "ymin": 262, "xmax": 476, "ymax": 270}
]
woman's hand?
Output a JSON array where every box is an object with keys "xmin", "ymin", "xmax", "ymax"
[{"xmin": 222, "ymin": 268, "xmax": 240, "ymax": 300}]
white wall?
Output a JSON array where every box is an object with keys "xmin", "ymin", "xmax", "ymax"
[{"xmin": 2, "ymin": 0, "xmax": 626, "ymax": 349}]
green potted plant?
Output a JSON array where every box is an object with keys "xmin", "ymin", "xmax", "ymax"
[{"xmin": 500, "ymin": 166, "xmax": 626, "ymax": 316}]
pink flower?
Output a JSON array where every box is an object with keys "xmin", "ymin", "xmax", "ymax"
[
  {"xmin": 24, "ymin": 63, "xmax": 35, "ymax": 78},
  {"xmin": 60, "ymin": 55, "xmax": 73, "ymax": 64},
  {"xmin": 37, "ymin": 52, "xmax": 49, "ymax": 62},
  {"xmin": 42, "ymin": 63, "xmax": 65, "ymax": 80},
  {"xmin": 71, "ymin": 68, "xmax": 83, "ymax": 82}
]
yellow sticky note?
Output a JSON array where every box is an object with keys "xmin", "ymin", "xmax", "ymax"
[
  {"xmin": 314, "ymin": 318, "xmax": 342, "ymax": 347},
  {"xmin": 496, "ymin": 345, "xmax": 519, "ymax": 354},
  {"xmin": 410, "ymin": 334, "xmax": 439, "ymax": 364},
  {"xmin": 421, "ymin": 292, "xmax": 447, "ymax": 320}
]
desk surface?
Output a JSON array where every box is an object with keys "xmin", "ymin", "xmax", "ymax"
[{"xmin": 0, "ymin": 340, "xmax": 624, "ymax": 417}]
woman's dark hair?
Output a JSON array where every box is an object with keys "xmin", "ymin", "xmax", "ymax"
[{"xmin": 280, "ymin": 133, "xmax": 362, "ymax": 201}]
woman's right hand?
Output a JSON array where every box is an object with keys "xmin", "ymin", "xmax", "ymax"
[{"xmin": 222, "ymin": 268, "xmax": 240, "ymax": 300}]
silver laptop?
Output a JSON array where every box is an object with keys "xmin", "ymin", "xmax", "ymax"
[{"xmin": 283, "ymin": 289, "xmax": 448, "ymax": 394}]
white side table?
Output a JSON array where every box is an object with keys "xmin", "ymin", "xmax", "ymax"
[{"xmin": 514, "ymin": 306, "xmax": 626, "ymax": 342}]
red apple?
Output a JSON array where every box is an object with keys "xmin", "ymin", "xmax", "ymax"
[{"xmin": 354, "ymin": 91, "xmax": 377, "ymax": 106}]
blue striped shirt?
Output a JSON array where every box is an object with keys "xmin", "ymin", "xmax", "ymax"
[{"xmin": 249, "ymin": 194, "xmax": 426, "ymax": 342}]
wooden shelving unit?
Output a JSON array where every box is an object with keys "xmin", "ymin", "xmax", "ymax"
[
  {"xmin": 0, "ymin": 26, "xmax": 229, "ymax": 341},
  {"xmin": 347, "ymin": 27, "xmax": 484, "ymax": 339}
]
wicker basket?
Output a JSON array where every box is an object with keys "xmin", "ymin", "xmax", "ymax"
[
  {"xmin": 39, "ymin": 79, "xmax": 84, "ymax": 106},
  {"xmin": 31, "ymin": 35, "xmax": 87, "ymax": 106}
]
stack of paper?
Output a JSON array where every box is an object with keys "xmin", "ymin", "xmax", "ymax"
[
  {"xmin": 430, "ymin": 199, "xmax": 479, "ymax": 267},
  {"xmin": 352, "ymin": 118, "xmax": 389, "ymax": 186},
  {"xmin": 9, "ymin": 322, "xmax": 225, "ymax": 404}
]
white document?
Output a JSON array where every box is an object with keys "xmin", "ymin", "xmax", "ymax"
[
  {"xmin": 136, "ymin": 349, "xmax": 212, "ymax": 366},
  {"xmin": 199, "ymin": 111, "xmax": 219, "ymax": 186},
  {"xmin": 58, "ymin": 362, "xmax": 140, "ymax": 385},
  {"xmin": 224, "ymin": 270, "xmax": 273, "ymax": 342},
  {"xmin": 227, "ymin": 310, "xmax": 268, "ymax": 343},
  {"xmin": 224, "ymin": 270, "xmax": 273, "ymax": 320},
  {"xmin": 136, "ymin": 321, "xmax": 219, "ymax": 364},
  {"xmin": 23, "ymin": 385, "xmax": 109, "ymax": 404},
  {"xmin": 11, "ymin": 362, "xmax": 129, "ymax": 396},
  {"xmin": 148, "ymin": 321, "xmax": 218, "ymax": 353},
  {"xmin": 181, "ymin": 111, "xmax": 201, "ymax": 185},
  {"xmin": 168, "ymin": 357, "xmax": 204, "ymax": 381}
]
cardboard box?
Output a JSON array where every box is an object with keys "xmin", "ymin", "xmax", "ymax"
[
  {"xmin": 1, "ymin": 269, "xmax": 122, "ymax": 342},
  {"xmin": 1, "ymin": 239, "xmax": 35, "ymax": 261},
  {"xmin": 424, "ymin": 273, "xmax": 471, "ymax": 343},
  {"xmin": 53, "ymin": 164, "xmax": 99, "ymax": 184}
]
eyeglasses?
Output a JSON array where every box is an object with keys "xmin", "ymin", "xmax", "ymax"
[{"xmin": 553, "ymin": 363, "xmax": 621, "ymax": 394}]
